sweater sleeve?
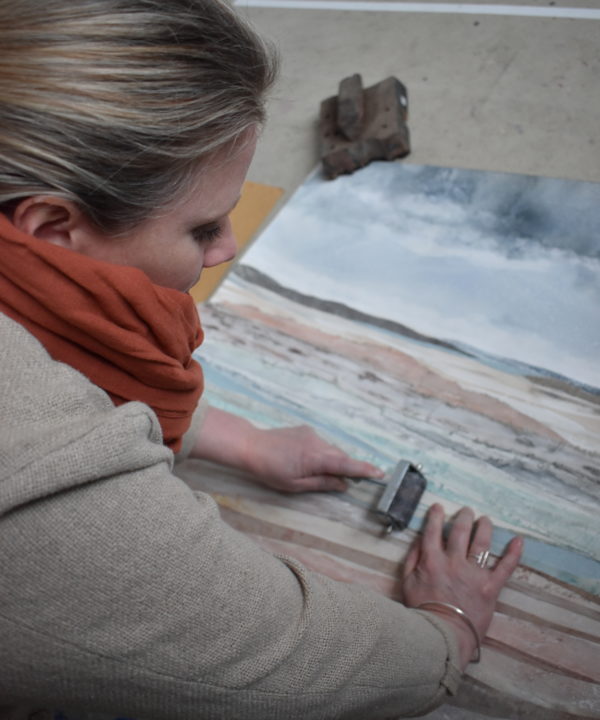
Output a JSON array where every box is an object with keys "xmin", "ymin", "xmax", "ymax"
[{"xmin": 0, "ymin": 314, "xmax": 461, "ymax": 719}]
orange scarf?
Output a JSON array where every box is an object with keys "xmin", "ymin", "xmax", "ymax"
[{"xmin": 0, "ymin": 214, "xmax": 204, "ymax": 452}]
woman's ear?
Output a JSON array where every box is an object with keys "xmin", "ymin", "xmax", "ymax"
[{"xmin": 11, "ymin": 196, "xmax": 97, "ymax": 250}]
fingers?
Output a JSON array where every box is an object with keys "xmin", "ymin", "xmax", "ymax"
[
  {"xmin": 311, "ymin": 444, "xmax": 384, "ymax": 481},
  {"xmin": 422, "ymin": 506, "xmax": 519, "ymax": 575},
  {"xmin": 295, "ymin": 426, "xmax": 385, "ymax": 481},
  {"xmin": 402, "ymin": 537, "xmax": 421, "ymax": 579},
  {"xmin": 490, "ymin": 536, "xmax": 523, "ymax": 588},
  {"xmin": 287, "ymin": 475, "xmax": 349, "ymax": 493},
  {"xmin": 469, "ymin": 515, "xmax": 493, "ymax": 559},
  {"xmin": 350, "ymin": 461, "xmax": 386, "ymax": 479},
  {"xmin": 328, "ymin": 455, "xmax": 385, "ymax": 480},
  {"xmin": 446, "ymin": 506, "xmax": 475, "ymax": 557},
  {"xmin": 421, "ymin": 503, "xmax": 445, "ymax": 554}
]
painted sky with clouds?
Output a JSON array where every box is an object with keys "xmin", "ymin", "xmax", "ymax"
[{"xmin": 242, "ymin": 163, "xmax": 600, "ymax": 388}]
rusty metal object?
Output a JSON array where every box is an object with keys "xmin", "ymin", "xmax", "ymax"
[
  {"xmin": 319, "ymin": 75, "xmax": 410, "ymax": 179},
  {"xmin": 337, "ymin": 73, "xmax": 365, "ymax": 141}
]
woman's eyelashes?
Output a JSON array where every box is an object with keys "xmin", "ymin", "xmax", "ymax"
[{"xmin": 192, "ymin": 223, "xmax": 223, "ymax": 244}]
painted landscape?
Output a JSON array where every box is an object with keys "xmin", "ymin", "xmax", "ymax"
[{"xmin": 179, "ymin": 162, "xmax": 600, "ymax": 719}]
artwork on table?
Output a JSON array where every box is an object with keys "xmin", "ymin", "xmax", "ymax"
[
  {"xmin": 240, "ymin": 162, "xmax": 600, "ymax": 390},
  {"xmin": 182, "ymin": 161, "xmax": 600, "ymax": 718}
]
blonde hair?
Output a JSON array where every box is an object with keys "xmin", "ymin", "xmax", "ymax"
[{"xmin": 0, "ymin": 0, "xmax": 277, "ymax": 233}]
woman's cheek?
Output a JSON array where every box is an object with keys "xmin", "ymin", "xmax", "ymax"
[{"xmin": 183, "ymin": 246, "xmax": 206, "ymax": 292}]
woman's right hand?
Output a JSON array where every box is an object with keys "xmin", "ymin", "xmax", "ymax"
[{"xmin": 402, "ymin": 504, "xmax": 523, "ymax": 670}]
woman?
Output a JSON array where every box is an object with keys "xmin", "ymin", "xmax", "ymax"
[{"xmin": 0, "ymin": 0, "xmax": 522, "ymax": 717}]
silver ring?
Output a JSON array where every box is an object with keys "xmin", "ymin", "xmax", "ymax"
[{"xmin": 469, "ymin": 550, "xmax": 490, "ymax": 568}]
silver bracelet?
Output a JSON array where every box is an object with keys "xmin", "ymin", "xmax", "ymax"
[{"xmin": 416, "ymin": 601, "xmax": 482, "ymax": 663}]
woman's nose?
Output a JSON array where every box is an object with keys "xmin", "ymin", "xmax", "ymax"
[{"xmin": 204, "ymin": 219, "xmax": 237, "ymax": 267}]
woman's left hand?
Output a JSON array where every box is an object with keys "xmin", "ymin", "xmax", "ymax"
[{"xmin": 245, "ymin": 424, "xmax": 384, "ymax": 493}]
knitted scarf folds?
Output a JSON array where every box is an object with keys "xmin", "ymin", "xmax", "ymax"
[{"xmin": 0, "ymin": 214, "xmax": 204, "ymax": 452}]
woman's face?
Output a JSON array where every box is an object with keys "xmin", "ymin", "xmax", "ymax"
[{"xmin": 79, "ymin": 132, "xmax": 257, "ymax": 292}]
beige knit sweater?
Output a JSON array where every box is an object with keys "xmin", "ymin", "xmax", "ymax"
[{"xmin": 0, "ymin": 312, "xmax": 461, "ymax": 719}]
